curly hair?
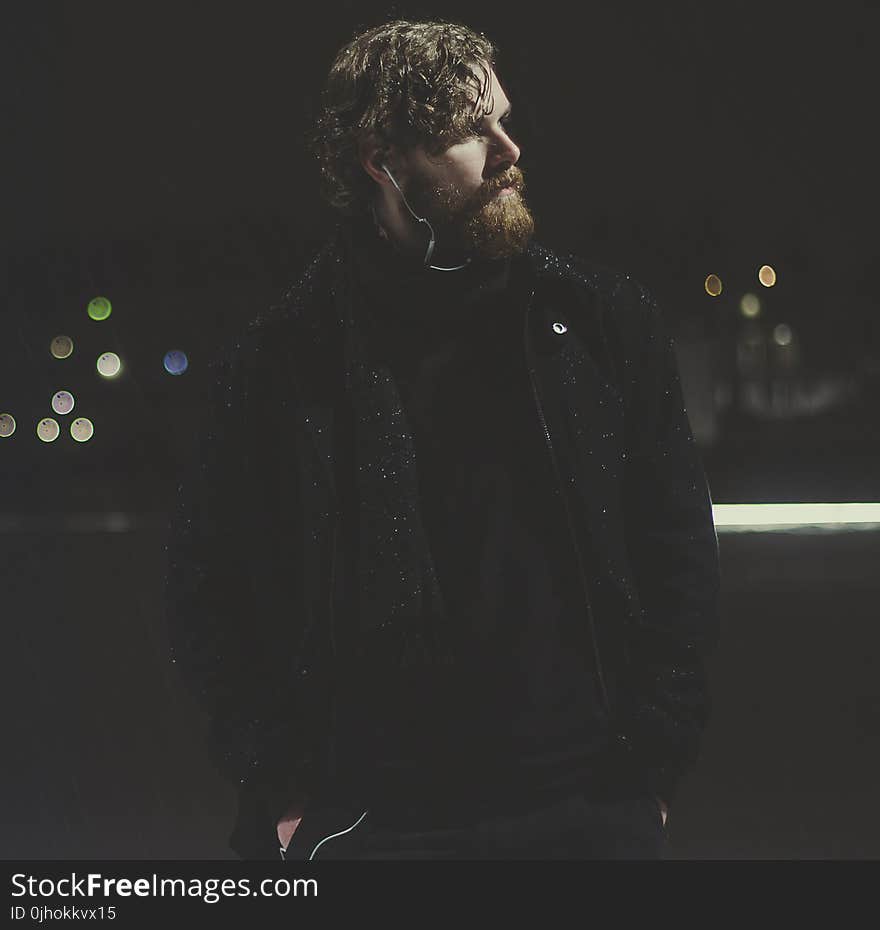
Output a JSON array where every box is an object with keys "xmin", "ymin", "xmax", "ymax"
[{"xmin": 310, "ymin": 20, "xmax": 498, "ymax": 215}]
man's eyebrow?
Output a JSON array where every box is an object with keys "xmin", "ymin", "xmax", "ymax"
[
  {"xmin": 478, "ymin": 105, "xmax": 511, "ymax": 123},
  {"xmin": 473, "ymin": 103, "xmax": 511, "ymax": 124}
]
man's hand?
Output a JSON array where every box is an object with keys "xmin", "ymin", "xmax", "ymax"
[{"xmin": 276, "ymin": 801, "xmax": 308, "ymax": 849}]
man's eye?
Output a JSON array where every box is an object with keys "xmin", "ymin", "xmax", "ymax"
[{"xmin": 473, "ymin": 120, "xmax": 514, "ymax": 137}]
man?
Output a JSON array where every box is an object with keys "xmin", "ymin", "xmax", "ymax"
[{"xmin": 164, "ymin": 20, "xmax": 720, "ymax": 860}]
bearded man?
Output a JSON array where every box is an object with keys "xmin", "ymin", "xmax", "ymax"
[{"xmin": 164, "ymin": 19, "xmax": 720, "ymax": 860}]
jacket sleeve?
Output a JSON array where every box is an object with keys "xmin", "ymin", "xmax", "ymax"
[
  {"xmin": 163, "ymin": 333, "xmax": 312, "ymax": 830},
  {"xmin": 614, "ymin": 281, "xmax": 722, "ymax": 806}
]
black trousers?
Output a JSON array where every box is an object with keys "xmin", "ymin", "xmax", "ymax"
[{"xmin": 275, "ymin": 792, "xmax": 666, "ymax": 861}]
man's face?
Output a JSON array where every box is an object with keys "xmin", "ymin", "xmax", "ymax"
[{"xmin": 398, "ymin": 66, "xmax": 535, "ymax": 260}]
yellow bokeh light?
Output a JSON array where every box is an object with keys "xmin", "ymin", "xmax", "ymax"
[
  {"xmin": 96, "ymin": 352, "xmax": 122, "ymax": 378},
  {"xmin": 740, "ymin": 293, "xmax": 761, "ymax": 318},
  {"xmin": 50, "ymin": 335, "xmax": 74, "ymax": 359},
  {"xmin": 705, "ymin": 274, "xmax": 723, "ymax": 297},
  {"xmin": 71, "ymin": 418, "xmax": 95, "ymax": 443},
  {"xmin": 37, "ymin": 418, "xmax": 60, "ymax": 443},
  {"xmin": 0, "ymin": 413, "xmax": 16, "ymax": 438},
  {"xmin": 759, "ymin": 265, "xmax": 777, "ymax": 287}
]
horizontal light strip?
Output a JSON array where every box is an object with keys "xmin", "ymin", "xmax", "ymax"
[
  {"xmin": 2, "ymin": 506, "xmax": 880, "ymax": 535},
  {"xmin": 713, "ymin": 503, "xmax": 880, "ymax": 529}
]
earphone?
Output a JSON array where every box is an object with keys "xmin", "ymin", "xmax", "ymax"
[{"xmin": 381, "ymin": 164, "xmax": 470, "ymax": 272}]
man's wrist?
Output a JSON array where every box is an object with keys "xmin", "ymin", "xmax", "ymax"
[{"xmin": 655, "ymin": 795, "xmax": 669, "ymax": 826}]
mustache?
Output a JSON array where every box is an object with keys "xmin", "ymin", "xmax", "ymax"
[{"xmin": 475, "ymin": 166, "xmax": 526, "ymax": 204}]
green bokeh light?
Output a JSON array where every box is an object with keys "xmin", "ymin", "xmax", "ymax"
[{"xmin": 88, "ymin": 297, "xmax": 112, "ymax": 321}]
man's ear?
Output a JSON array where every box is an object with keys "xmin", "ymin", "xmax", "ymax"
[{"xmin": 358, "ymin": 134, "xmax": 396, "ymax": 186}]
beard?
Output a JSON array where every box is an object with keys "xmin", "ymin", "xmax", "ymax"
[{"xmin": 407, "ymin": 164, "xmax": 535, "ymax": 261}]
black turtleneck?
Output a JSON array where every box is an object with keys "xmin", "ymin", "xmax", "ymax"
[{"xmin": 331, "ymin": 216, "xmax": 612, "ymax": 827}]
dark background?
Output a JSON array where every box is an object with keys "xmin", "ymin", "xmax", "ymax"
[{"xmin": 3, "ymin": 1, "xmax": 879, "ymax": 858}]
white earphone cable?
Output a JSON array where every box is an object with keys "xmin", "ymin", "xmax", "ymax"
[{"xmin": 381, "ymin": 165, "xmax": 471, "ymax": 272}]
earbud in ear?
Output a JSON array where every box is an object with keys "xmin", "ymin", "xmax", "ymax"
[{"xmin": 381, "ymin": 163, "xmax": 402, "ymax": 193}]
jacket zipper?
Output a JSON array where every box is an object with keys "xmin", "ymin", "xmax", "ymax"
[
  {"xmin": 294, "ymin": 405, "xmax": 342, "ymax": 783},
  {"xmin": 317, "ymin": 429, "xmax": 341, "ymax": 783},
  {"xmin": 326, "ymin": 511, "xmax": 340, "ymax": 780},
  {"xmin": 522, "ymin": 289, "xmax": 611, "ymax": 719}
]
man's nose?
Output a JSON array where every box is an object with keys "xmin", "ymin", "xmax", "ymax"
[{"xmin": 489, "ymin": 134, "xmax": 521, "ymax": 172}]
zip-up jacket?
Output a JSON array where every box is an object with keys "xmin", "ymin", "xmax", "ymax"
[{"xmin": 163, "ymin": 230, "xmax": 721, "ymax": 855}]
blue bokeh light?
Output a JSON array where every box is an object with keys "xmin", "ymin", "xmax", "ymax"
[{"xmin": 163, "ymin": 350, "xmax": 189, "ymax": 376}]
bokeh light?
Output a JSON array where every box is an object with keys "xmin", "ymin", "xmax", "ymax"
[
  {"xmin": 96, "ymin": 352, "xmax": 122, "ymax": 378},
  {"xmin": 773, "ymin": 323, "xmax": 793, "ymax": 346},
  {"xmin": 51, "ymin": 391, "xmax": 75, "ymax": 415},
  {"xmin": 88, "ymin": 297, "xmax": 112, "ymax": 320},
  {"xmin": 50, "ymin": 335, "xmax": 74, "ymax": 359},
  {"xmin": 37, "ymin": 418, "xmax": 60, "ymax": 443},
  {"xmin": 740, "ymin": 293, "xmax": 761, "ymax": 318},
  {"xmin": 758, "ymin": 265, "xmax": 777, "ymax": 287},
  {"xmin": 71, "ymin": 418, "xmax": 94, "ymax": 443},
  {"xmin": 705, "ymin": 274, "xmax": 723, "ymax": 297},
  {"xmin": 0, "ymin": 413, "xmax": 16, "ymax": 438},
  {"xmin": 163, "ymin": 350, "xmax": 189, "ymax": 376}
]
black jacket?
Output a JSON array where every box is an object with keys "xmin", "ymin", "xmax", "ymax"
[{"xmin": 164, "ymin": 229, "xmax": 721, "ymax": 855}]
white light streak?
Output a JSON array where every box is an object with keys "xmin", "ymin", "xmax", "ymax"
[{"xmin": 713, "ymin": 503, "xmax": 880, "ymax": 531}]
